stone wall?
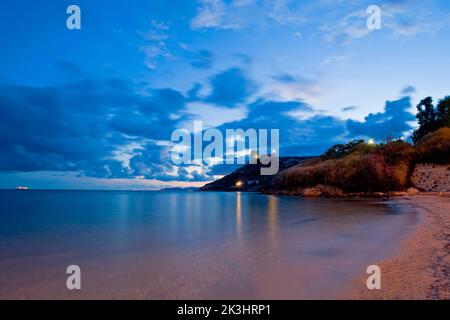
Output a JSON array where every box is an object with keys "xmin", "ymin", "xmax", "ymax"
[{"xmin": 411, "ymin": 163, "xmax": 450, "ymax": 192}]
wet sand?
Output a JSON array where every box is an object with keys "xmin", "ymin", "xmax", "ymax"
[{"xmin": 345, "ymin": 195, "xmax": 450, "ymax": 300}]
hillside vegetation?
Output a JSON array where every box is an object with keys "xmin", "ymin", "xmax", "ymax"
[
  {"xmin": 274, "ymin": 96, "xmax": 450, "ymax": 194},
  {"xmin": 275, "ymin": 140, "xmax": 415, "ymax": 193}
]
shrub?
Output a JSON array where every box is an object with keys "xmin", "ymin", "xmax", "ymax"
[
  {"xmin": 275, "ymin": 140, "xmax": 414, "ymax": 193},
  {"xmin": 373, "ymin": 140, "xmax": 415, "ymax": 165},
  {"xmin": 321, "ymin": 139, "xmax": 364, "ymax": 160},
  {"xmin": 275, "ymin": 128, "xmax": 450, "ymax": 193},
  {"xmin": 415, "ymin": 127, "xmax": 450, "ymax": 163}
]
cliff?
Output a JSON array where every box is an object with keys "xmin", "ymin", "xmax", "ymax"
[{"xmin": 201, "ymin": 157, "xmax": 316, "ymax": 191}]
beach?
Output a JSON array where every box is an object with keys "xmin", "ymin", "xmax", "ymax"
[{"xmin": 346, "ymin": 195, "xmax": 450, "ymax": 300}]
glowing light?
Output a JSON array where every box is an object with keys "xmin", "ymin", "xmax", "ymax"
[
  {"xmin": 367, "ymin": 139, "xmax": 375, "ymax": 145},
  {"xmin": 235, "ymin": 180, "xmax": 243, "ymax": 188}
]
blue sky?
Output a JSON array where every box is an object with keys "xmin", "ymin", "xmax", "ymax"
[{"xmin": 1, "ymin": 0, "xmax": 450, "ymax": 189}]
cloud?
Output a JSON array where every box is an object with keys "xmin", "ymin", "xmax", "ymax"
[
  {"xmin": 320, "ymin": 8, "xmax": 372, "ymax": 45},
  {"xmin": 187, "ymin": 83, "xmax": 204, "ymax": 101},
  {"xmin": 0, "ymin": 83, "xmax": 111, "ymax": 174},
  {"xmin": 401, "ymin": 85, "xmax": 416, "ymax": 95},
  {"xmin": 183, "ymin": 101, "xmax": 247, "ymax": 128},
  {"xmin": 0, "ymin": 66, "xmax": 259, "ymax": 182},
  {"xmin": 188, "ymin": 49, "xmax": 214, "ymax": 69},
  {"xmin": 0, "ymin": 70, "xmax": 188, "ymax": 179},
  {"xmin": 205, "ymin": 67, "xmax": 257, "ymax": 107},
  {"xmin": 0, "ymin": 63, "xmax": 419, "ymax": 183},
  {"xmin": 381, "ymin": 0, "xmax": 447, "ymax": 37},
  {"xmin": 209, "ymin": 99, "xmax": 347, "ymax": 160},
  {"xmin": 198, "ymin": 90, "xmax": 417, "ymax": 176},
  {"xmin": 190, "ymin": 0, "xmax": 447, "ymax": 45},
  {"xmin": 191, "ymin": 0, "xmax": 234, "ymax": 30},
  {"xmin": 141, "ymin": 20, "xmax": 172, "ymax": 70},
  {"xmin": 234, "ymin": 53, "xmax": 253, "ymax": 65},
  {"xmin": 265, "ymin": 0, "xmax": 305, "ymax": 26},
  {"xmin": 346, "ymin": 96, "xmax": 415, "ymax": 140},
  {"xmin": 320, "ymin": 0, "xmax": 447, "ymax": 45},
  {"xmin": 272, "ymin": 73, "xmax": 297, "ymax": 83},
  {"xmin": 190, "ymin": 0, "xmax": 305, "ymax": 31},
  {"xmin": 342, "ymin": 106, "xmax": 357, "ymax": 112},
  {"xmin": 267, "ymin": 73, "xmax": 320, "ymax": 102},
  {"xmin": 322, "ymin": 53, "xmax": 352, "ymax": 66}
]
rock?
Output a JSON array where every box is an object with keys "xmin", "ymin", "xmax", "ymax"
[
  {"xmin": 373, "ymin": 192, "xmax": 387, "ymax": 197},
  {"xmin": 391, "ymin": 191, "xmax": 408, "ymax": 196},
  {"xmin": 407, "ymin": 187, "xmax": 420, "ymax": 195},
  {"xmin": 316, "ymin": 184, "xmax": 344, "ymax": 197},
  {"xmin": 411, "ymin": 163, "xmax": 450, "ymax": 192},
  {"xmin": 303, "ymin": 187, "xmax": 322, "ymax": 197}
]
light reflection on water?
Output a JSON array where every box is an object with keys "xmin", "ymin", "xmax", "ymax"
[
  {"xmin": 267, "ymin": 195, "xmax": 279, "ymax": 253},
  {"xmin": 236, "ymin": 192, "xmax": 242, "ymax": 242},
  {"xmin": 0, "ymin": 190, "xmax": 418, "ymax": 299}
]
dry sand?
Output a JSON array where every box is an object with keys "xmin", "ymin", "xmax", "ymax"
[{"xmin": 345, "ymin": 195, "xmax": 450, "ymax": 300}]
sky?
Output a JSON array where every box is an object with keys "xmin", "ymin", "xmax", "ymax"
[{"xmin": 1, "ymin": 0, "xmax": 450, "ymax": 190}]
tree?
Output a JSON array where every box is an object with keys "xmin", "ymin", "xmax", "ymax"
[
  {"xmin": 412, "ymin": 96, "xmax": 450, "ymax": 144},
  {"xmin": 437, "ymin": 96, "xmax": 450, "ymax": 127},
  {"xmin": 412, "ymin": 97, "xmax": 438, "ymax": 144}
]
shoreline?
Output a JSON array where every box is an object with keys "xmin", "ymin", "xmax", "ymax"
[{"xmin": 344, "ymin": 195, "xmax": 450, "ymax": 300}]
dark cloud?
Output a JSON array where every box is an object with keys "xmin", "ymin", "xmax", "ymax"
[
  {"xmin": 346, "ymin": 97, "xmax": 415, "ymax": 141},
  {"xmin": 342, "ymin": 106, "xmax": 357, "ymax": 112},
  {"xmin": 212, "ymin": 99, "xmax": 346, "ymax": 157},
  {"xmin": 127, "ymin": 145, "xmax": 210, "ymax": 182},
  {"xmin": 234, "ymin": 53, "xmax": 253, "ymax": 65},
  {"xmin": 187, "ymin": 83, "xmax": 203, "ymax": 101},
  {"xmin": 127, "ymin": 144, "xmax": 180, "ymax": 181},
  {"xmin": 0, "ymin": 82, "xmax": 109, "ymax": 172},
  {"xmin": 206, "ymin": 67, "xmax": 257, "ymax": 107},
  {"xmin": 108, "ymin": 87, "xmax": 189, "ymax": 140},
  {"xmin": 189, "ymin": 49, "xmax": 214, "ymax": 69},
  {"xmin": 272, "ymin": 73, "xmax": 297, "ymax": 83},
  {"xmin": 401, "ymin": 85, "xmax": 416, "ymax": 95},
  {"xmin": 0, "ymin": 65, "xmax": 418, "ymax": 183},
  {"xmin": 0, "ymin": 76, "xmax": 186, "ymax": 178}
]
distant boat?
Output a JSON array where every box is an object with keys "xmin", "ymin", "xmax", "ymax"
[{"xmin": 15, "ymin": 186, "xmax": 29, "ymax": 190}]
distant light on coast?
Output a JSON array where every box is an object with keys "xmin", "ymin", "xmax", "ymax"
[{"xmin": 235, "ymin": 180, "xmax": 243, "ymax": 188}]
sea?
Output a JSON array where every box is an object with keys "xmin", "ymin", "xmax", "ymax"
[{"xmin": 0, "ymin": 190, "xmax": 419, "ymax": 299}]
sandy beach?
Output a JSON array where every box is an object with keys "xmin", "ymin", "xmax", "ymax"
[{"xmin": 346, "ymin": 195, "xmax": 450, "ymax": 300}]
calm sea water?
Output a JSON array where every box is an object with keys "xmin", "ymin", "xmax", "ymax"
[{"xmin": 0, "ymin": 190, "xmax": 418, "ymax": 299}]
